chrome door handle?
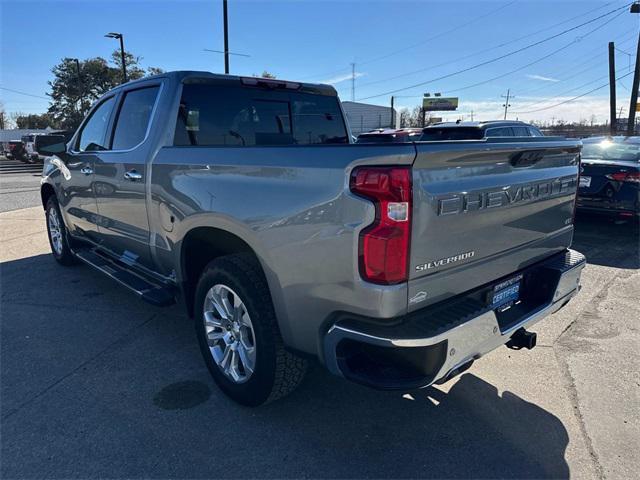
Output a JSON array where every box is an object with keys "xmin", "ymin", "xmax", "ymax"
[
  {"xmin": 80, "ymin": 166, "xmax": 93, "ymax": 175},
  {"xmin": 124, "ymin": 169, "xmax": 143, "ymax": 181}
]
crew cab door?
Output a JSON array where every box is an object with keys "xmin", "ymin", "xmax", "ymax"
[
  {"xmin": 61, "ymin": 95, "xmax": 118, "ymax": 242},
  {"xmin": 92, "ymin": 84, "xmax": 161, "ymax": 269}
]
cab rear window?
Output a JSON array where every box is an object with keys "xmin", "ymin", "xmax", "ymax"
[
  {"xmin": 174, "ymin": 84, "xmax": 349, "ymax": 146},
  {"xmin": 420, "ymin": 127, "xmax": 484, "ymax": 141}
]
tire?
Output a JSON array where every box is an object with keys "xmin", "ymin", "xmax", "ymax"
[
  {"xmin": 194, "ymin": 254, "xmax": 307, "ymax": 406},
  {"xmin": 45, "ymin": 197, "xmax": 77, "ymax": 266}
]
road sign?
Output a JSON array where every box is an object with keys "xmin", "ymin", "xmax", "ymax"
[{"xmin": 423, "ymin": 97, "xmax": 458, "ymax": 111}]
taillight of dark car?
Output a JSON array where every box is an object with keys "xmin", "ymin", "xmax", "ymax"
[
  {"xmin": 350, "ymin": 166, "xmax": 412, "ymax": 285},
  {"xmin": 605, "ymin": 171, "xmax": 640, "ymax": 184}
]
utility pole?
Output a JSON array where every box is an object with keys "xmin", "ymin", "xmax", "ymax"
[
  {"xmin": 501, "ymin": 89, "xmax": 512, "ymax": 120},
  {"xmin": 627, "ymin": 2, "xmax": 640, "ymax": 135},
  {"xmin": 390, "ymin": 96, "xmax": 395, "ymax": 128},
  {"xmin": 609, "ymin": 41, "xmax": 617, "ymax": 136},
  {"xmin": 350, "ymin": 63, "xmax": 355, "ymax": 101},
  {"xmin": 223, "ymin": 0, "xmax": 230, "ymax": 74},
  {"xmin": 470, "ymin": 110, "xmax": 474, "ymax": 121}
]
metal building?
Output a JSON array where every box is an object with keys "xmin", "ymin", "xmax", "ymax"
[{"xmin": 341, "ymin": 101, "xmax": 395, "ymax": 136}]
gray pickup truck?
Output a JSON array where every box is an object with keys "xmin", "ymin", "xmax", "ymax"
[{"xmin": 40, "ymin": 71, "xmax": 585, "ymax": 406}]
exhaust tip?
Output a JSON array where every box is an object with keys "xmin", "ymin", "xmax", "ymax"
[{"xmin": 506, "ymin": 328, "xmax": 537, "ymax": 350}]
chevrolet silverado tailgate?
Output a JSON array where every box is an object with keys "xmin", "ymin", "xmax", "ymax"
[{"xmin": 408, "ymin": 138, "xmax": 581, "ymax": 310}]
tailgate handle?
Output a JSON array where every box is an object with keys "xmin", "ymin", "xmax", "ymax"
[{"xmin": 509, "ymin": 150, "xmax": 546, "ymax": 168}]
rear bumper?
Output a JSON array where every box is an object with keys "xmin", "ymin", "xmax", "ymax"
[{"xmin": 323, "ymin": 249, "xmax": 586, "ymax": 390}]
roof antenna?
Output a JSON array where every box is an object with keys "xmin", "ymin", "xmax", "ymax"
[{"xmin": 456, "ymin": 119, "xmax": 462, "ymax": 124}]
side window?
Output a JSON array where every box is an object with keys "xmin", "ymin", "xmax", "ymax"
[
  {"xmin": 77, "ymin": 96, "xmax": 116, "ymax": 152},
  {"xmin": 111, "ymin": 86, "xmax": 160, "ymax": 150},
  {"xmin": 485, "ymin": 127, "xmax": 513, "ymax": 137},
  {"xmin": 290, "ymin": 94, "xmax": 348, "ymax": 145},
  {"xmin": 511, "ymin": 126, "xmax": 531, "ymax": 136},
  {"xmin": 529, "ymin": 127, "xmax": 544, "ymax": 137},
  {"xmin": 174, "ymin": 84, "xmax": 348, "ymax": 146}
]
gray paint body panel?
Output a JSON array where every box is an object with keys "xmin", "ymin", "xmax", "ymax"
[{"xmin": 41, "ymin": 71, "xmax": 582, "ymax": 358}]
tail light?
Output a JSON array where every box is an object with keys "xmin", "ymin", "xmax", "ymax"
[
  {"xmin": 350, "ymin": 166, "xmax": 412, "ymax": 285},
  {"xmin": 605, "ymin": 171, "xmax": 640, "ymax": 184}
]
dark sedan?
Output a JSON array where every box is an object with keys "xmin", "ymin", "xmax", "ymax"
[{"xmin": 577, "ymin": 137, "xmax": 639, "ymax": 220}]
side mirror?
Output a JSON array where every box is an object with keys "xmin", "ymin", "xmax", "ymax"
[{"xmin": 38, "ymin": 142, "xmax": 67, "ymax": 155}]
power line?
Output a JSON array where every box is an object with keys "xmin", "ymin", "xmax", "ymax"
[
  {"xmin": 513, "ymin": 71, "xmax": 633, "ymax": 114},
  {"xmin": 439, "ymin": 10, "xmax": 625, "ymax": 95},
  {"xmin": 357, "ymin": 2, "xmax": 632, "ymax": 101},
  {"xmin": 358, "ymin": 1, "xmax": 518, "ymax": 67},
  {"xmin": 0, "ymin": 86, "xmax": 49, "ymax": 100},
  {"xmin": 298, "ymin": 0, "xmax": 519, "ymax": 81},
  {"xmin": 354, "ymin": 1, "xmax": 624, "ymax": 91}
]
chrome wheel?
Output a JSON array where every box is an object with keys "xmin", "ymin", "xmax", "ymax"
[
  {"xmin": 48, "ymin": 207, "xmax": 63, "ymax": 255},
  {"xmin": 203, "ymin": 284, "xmax": 256, "ymax": 384}
]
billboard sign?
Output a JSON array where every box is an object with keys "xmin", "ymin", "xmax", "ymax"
[{"xmin": 423, "ymin": 97, "xmax": 458, "ymax": 111}]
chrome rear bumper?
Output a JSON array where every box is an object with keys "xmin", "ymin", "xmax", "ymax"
[{"xmin": 323, "ymin": 249, "xmax": 586, "ymax": 389}]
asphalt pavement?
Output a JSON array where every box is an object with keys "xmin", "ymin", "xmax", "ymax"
[
  {"xmin": 0, "ymin": 156, "xmax": 43, "ymax": 212},
  {"xmin": 0, "ymin": 195, "xmax": 638, "ymax": 478}
]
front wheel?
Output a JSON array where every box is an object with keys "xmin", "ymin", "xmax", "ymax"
[
  {"xmin": 194, "ymin": 254, "xmax": 307, "ymax": 406},
  {"xmin": 45, "ymin": 197, "xmax": 77, "ymax": 266}
]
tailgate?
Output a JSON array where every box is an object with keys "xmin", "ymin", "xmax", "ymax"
[{"xmin": 408, "ymin": 138, "xmax": 581, "ymax": 308}]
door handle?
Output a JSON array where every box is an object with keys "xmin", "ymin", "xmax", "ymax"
[
  {"xmin": 124, "ymin": 169, "xmax": 143, "ymax": 181},
  {"xmin": 80, "ymin": 166, "xmax": 93, "ymax": 175}
]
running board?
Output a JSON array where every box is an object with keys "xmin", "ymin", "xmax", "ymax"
[{"xmin": 74, "ymin": 248, "xmax": 176, "ymax": 306}]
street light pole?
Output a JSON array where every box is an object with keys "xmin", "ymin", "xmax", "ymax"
[
  {"xmin": 105, "ymin": 32, "xmax": 127, "ymax": 83},
  {"xmin": 71, "ymin": 58, "xmax": 84, "ymax": 112},
  {"xmin": 627, "ymin": 2, "xmax": 640, "ymax": 135},
  {"xmin": 223, "ymin": 0, "xmax": 230, "ymax": 74}
]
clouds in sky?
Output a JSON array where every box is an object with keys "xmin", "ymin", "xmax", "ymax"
[
  {"xmin": 526, "ymin": 74, "xmax": 560, "ymax": 82},
  {"xmin": 321, "ymin": 72, "xmax": 365, "ymax": 85}
]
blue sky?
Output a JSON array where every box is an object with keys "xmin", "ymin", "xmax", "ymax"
[{"xmin": 1, "ymin": 0, "xmax": 639, "ymax": 123}]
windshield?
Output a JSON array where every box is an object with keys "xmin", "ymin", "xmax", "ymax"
[
  {"xmin": 581, "ymin": 139, "xmax": 640, "ymax": 162},
  {"xmin": 420, "ymin": 127, "xmax": 484, "ymax": 141}
]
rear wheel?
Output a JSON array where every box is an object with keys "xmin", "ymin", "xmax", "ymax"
[
  {"xmin": 194, "ymin": 254, "xmax": 306, "ymax": 406},
  {"xmin": 45, "ymin": 197, "xmax": 77, "ymax": 266}
]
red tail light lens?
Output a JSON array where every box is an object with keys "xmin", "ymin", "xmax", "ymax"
[
  {"xmin": 350, "ymin": 166, "xmax": 412, "ymax": 285},
  {"xmin": 606, "ymin": 171, "xmax": 640, "ymax": 183}
]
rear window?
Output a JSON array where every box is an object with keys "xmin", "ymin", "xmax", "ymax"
[
  {"xmin": 582, "ymin": 140, "xmax": 640, "ymax": 162},
  {"xmin": 174, "ymin": 84, "xmax": 348, "ymax": 146},
  {"xmin": 420, "ymin": 127, "xmax": 484, "ymax": 141}
]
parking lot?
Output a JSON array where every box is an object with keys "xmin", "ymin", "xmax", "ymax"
[{"xmin": 0, "ymin": 155, "xmax": 638, "ymax": 479}]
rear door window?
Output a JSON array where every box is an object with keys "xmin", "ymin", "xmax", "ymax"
[
  {"xmin": 111, "ymin": 86, "xmax": 160, "ymax": 150},
  {"xmin": 174, "ymin": 83, "xmax": 347, "ymax": 146},
  {"xmin": 485, "ymin": 127, "xmax": 513, "ymax": 137},
  {"xmin": 511, "ymin": 126, "xmax": 531, "ymax": 136}
]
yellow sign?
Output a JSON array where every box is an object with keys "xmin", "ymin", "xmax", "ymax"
[{"xmin": 423, "ymin": 97, "xmax": 458, "ymax": 111}]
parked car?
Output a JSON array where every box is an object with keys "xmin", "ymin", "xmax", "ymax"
[
  {"xmin": 577, "ymin": 136, "xmax": 639, "ymax": 220},
  {"xmin": 39, "ymin": 71, "xmax": 585, "ymax": 406},
  {"xmin": 421, "ymin": 120, "xmax": 544, "ymax": 141},
  {"xmin": 22, "ymin": 133, "xmax": 67, "ymax": 163},
  {"xmin": 4, "ymin": 140, "xmax": 27, "ymax": 161},
  {"xmin": 356, "ymin": 128, "xmax": 423, "ymax": 143}
]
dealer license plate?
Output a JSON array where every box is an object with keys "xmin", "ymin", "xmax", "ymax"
[
  {"xmin": 579, "ymin": 176, "xmax": 591, "ymax": 188},
  {"xmin": 489, "ymin": 274, "xmax": 523, "ymax": 310}
]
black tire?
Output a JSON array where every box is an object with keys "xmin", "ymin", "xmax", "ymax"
[
  {"xmin": 45, "ymin": 197, "xmax": 77, "ymax": 266},
  {"xmin": 194, "ymin": 254, "xmax": 307, "ymax": 406}
]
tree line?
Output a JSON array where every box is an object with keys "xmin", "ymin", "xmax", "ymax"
[{"xmin": 5, "ymin": 50, "xmax": 163, "ymax": 131}]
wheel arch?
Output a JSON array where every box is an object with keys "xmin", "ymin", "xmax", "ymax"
[
  {"xmin": 40, "ymin": 183, "xmax": 56, "ymax": 210},
  {"xmin": 179, "ymin": 226, "xmax": 272, "ymax": 319}
]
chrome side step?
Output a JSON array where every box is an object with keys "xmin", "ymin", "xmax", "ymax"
[{"xmin": 74, "ymin": 248, "xmax": 176, "ymax": 307}]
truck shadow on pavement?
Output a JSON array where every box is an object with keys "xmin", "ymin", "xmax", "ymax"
[
  {"xmin": 1, "ymin": 253, "xmax": 570, "ymax": 479},
  {"xmin": 573, "ymin": 215, "xmax": 639, "ymax": 269}
]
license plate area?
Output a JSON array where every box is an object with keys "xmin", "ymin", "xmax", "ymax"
[
  {"xmin": 579, "ymin": 176, "xmax": 591, "ymax": 188},
  {"xmin": 488, "ymin": 274, "xmax": 522, "ymax": 312}
]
